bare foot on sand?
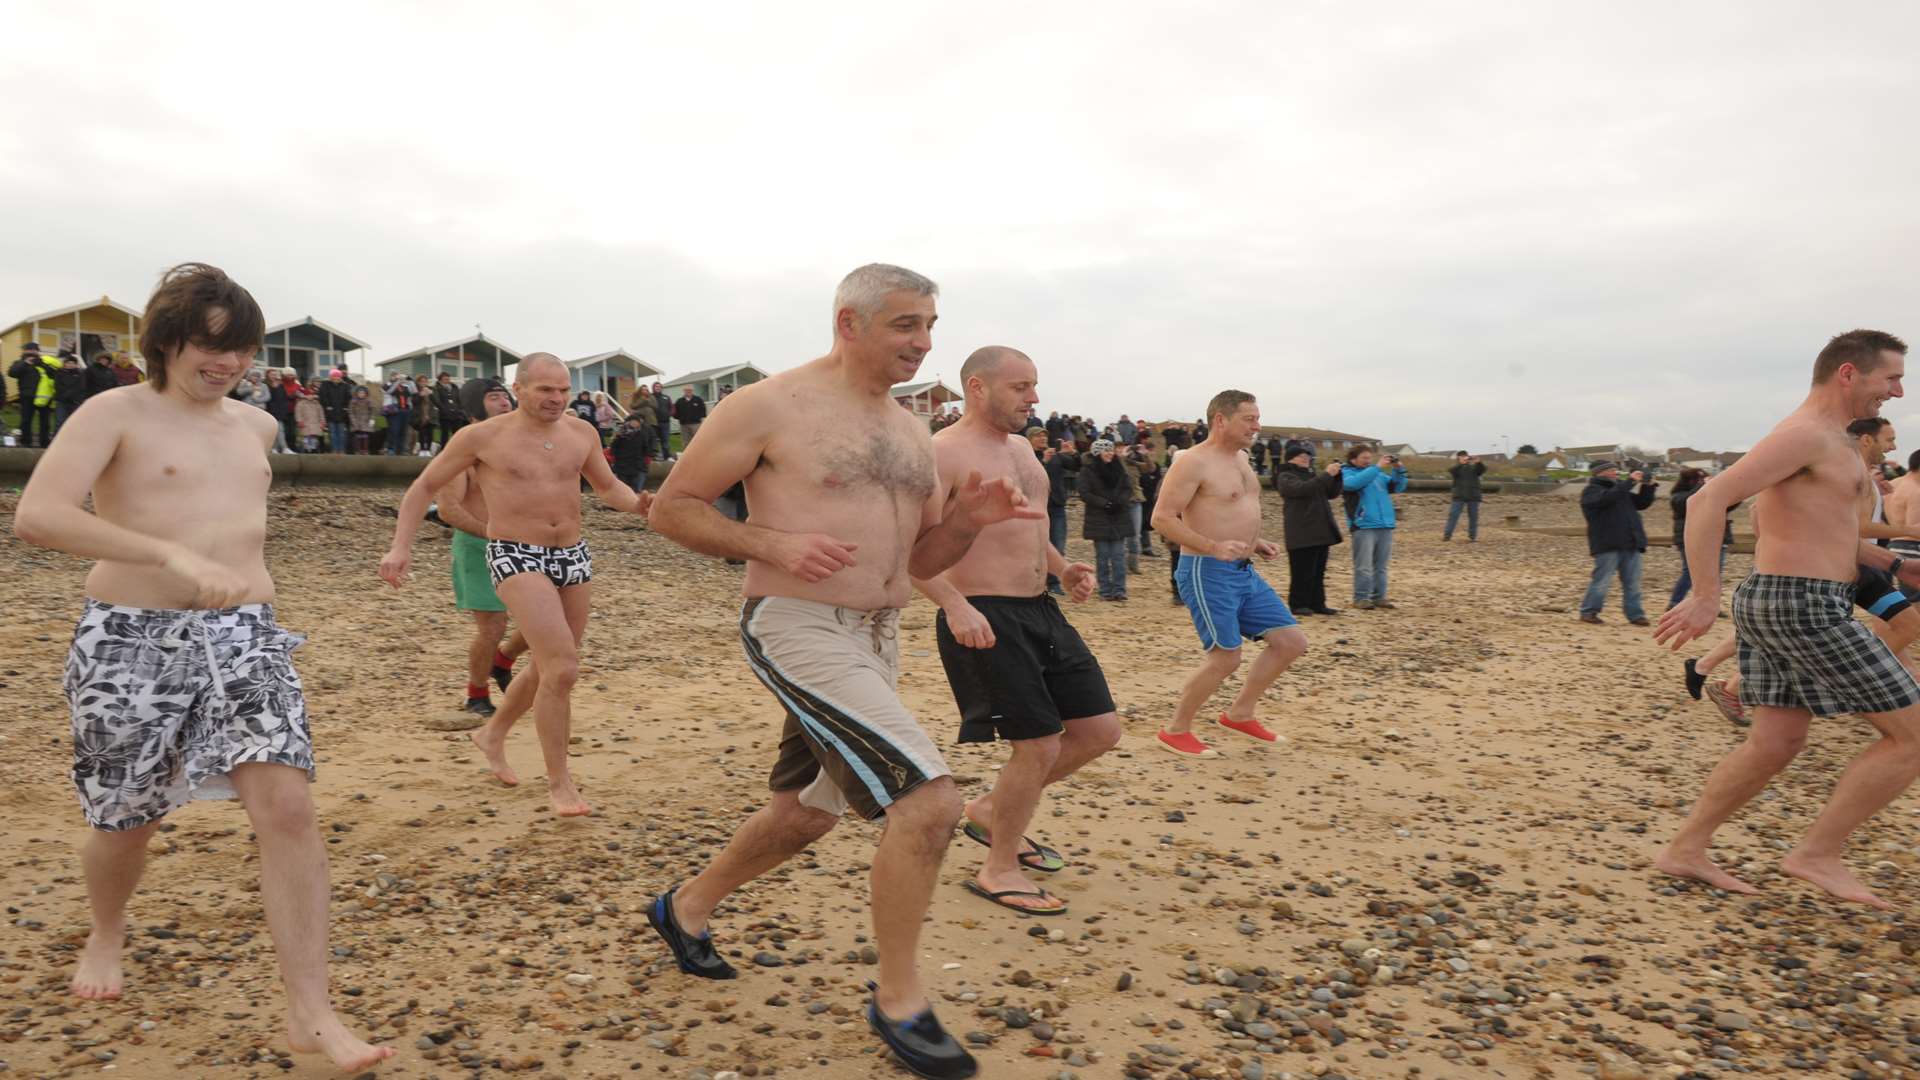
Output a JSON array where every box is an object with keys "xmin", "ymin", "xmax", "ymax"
[
  {"xmin": 549, "ymin": 778, "xmax": 592, "ymax": 817},
  {"xmin": 469, "ymin": 727, "xmax": 519, "ymax": 786},
  {"xmin": 70, "ymin": 928, "xmax": 124, "ymax": 1000},
  {"xmin": 1654, "ymin": 848, "xmax": 1758, "ymax": 894},
  {"xmin": 1781, "ymin": 851, "xmax": 1893, "ymax": 910},
  {"xmin": 288, "ymin": 1012, "xmax": 395, "ymax": 1072}
]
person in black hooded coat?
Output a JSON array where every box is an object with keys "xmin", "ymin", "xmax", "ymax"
[{"xmin": 1271, "ymin": 439, "xmax": 1344, "ymax": 615}]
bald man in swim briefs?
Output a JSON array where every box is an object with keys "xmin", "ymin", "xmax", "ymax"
[{"xmin": 381, "ymin": 354, "xmax": 651, "ymax": 817}]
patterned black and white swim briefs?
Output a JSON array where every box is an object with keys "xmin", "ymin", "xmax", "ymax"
[
  {"xmin": 1732, "ymin": 573, "xmax": 1920, "ymax": 717},
  {"xmin": 485, "ymin": 538, "xmax": 593, "ymax": 588},
  {"xmin": 65, "ymin": 600, "xmax": 314, "ymax": 832}
]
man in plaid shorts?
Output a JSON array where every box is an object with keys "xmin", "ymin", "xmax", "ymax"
[{"xmin": 1656, "ymin": 329, "xmax": 1920, "ymax": 910}]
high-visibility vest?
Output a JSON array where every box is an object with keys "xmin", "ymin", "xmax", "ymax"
[{"xmin": 31, "ymin": 357, "xmax": 60, "ymax": 407}]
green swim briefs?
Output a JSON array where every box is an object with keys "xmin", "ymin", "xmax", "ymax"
[{"xmin": 452, "ymin": 529, "xmax": 506, "ymax": 612}]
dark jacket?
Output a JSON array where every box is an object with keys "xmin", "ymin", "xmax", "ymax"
[
  {"xmin": 1448, "ymin": 461, "xmax": 1487, "ymax": 502},
  {"xmin": 433, "ymin": 382, "xmax": 467, "ymax": 426},
  {"xmin": 1273, "ymin": 462, "xmax": 1344, "ymax": 550},
  {"xmin": 1038, "ymin": 448, "xmax": 1071, "ymax": 508},
  {"xmin": 9, "ymin": 357, "xmax": 41, "ymax": 403},
  {"xmin": 1671, "ymin": 482, "xmax": 1734, "ymax": 548},
  {"xmin": 673, "ymin": 395, "xmax": 707, "ymax": 424},
  {"xmin": 651, "ymin": 391, "xmax": 674, "ymax": 425},
  {"xmin": 267, "ymin": 383, "xmax": 293, "ymax": 421},
  {"xmin": 611, "ymin": 426, "xmax": 649, "ymax": 475},
  {"xmin": 1581, "ymin": 476, "xmax": 1659, "ymax": 555},
  {"xmin": 85, "ymin": 360, "xmax": 118, "ymax": 398},
  {"xmin": 1077, "ymin": 457, "xmax": 1134, "ymax": 540},
  {"xmin": 317, "ymin": 379, "xmax": 353, "ymax": 423},
  {"xmin": 52, "ymin": 366, "xmax": 86, "ymax": 406}
]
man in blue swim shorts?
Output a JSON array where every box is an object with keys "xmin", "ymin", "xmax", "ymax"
[{"xmin": 1150, "ymin": 390, "xmax": 1309, "ymax": 757}]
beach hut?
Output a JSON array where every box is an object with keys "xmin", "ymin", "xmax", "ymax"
[
  {"xmin": 1, "ymin": 295, "xmax": 144, "ymax": 368},
  {"xmin": 891, "ymin": 379, "xmax": 961, "ymax": 418},
  {"xmin": 260, "ymin": 317, "xmax": 370, "ymax": 382},
  {"xmin": 377, "ymin": 333, "xmax": 523, "ymax": 385},
  {"xmin": 664, "ymin": 363, "xmax": 770, "ymax": 404},
  {"xmin": 568, "ymin": 349, "xmax": 665, "ymax": 407}
]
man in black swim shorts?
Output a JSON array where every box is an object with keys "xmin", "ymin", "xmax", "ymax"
[{"xmin": 914, "ymin": 346, "xmax": 1122, "ymax": 916}]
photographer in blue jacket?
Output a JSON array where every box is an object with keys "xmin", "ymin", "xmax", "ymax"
[{"xmin": 1342, "ymin": 445, "xmax": 1409, "ymax": 609}]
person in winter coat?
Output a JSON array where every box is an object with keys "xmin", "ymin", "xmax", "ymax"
[
  {"xmin": 673, "ymin": 386, "xmax": 708, "ymax": 447},
  {"xmin": 1444, "ymin": 451, "xmax": 1487, "ymax": 541},
  {"xmin": 348, "ymin": 386, "xmax": 378, "ymax": 454},
  {"xmin": 593, "ymin": 392, "xmax": 619, "ymax": 445},
  {"xmin": 1273, "ymin": 439, "xmax": 1345, "ymax": 615},
  {"xmin": 431, "ymin": 371, "xmax": 467, "ymax": 447},
  {"xmin": 1342, "ymin": 446, "xmax": 1409, "ymax": 609},
  {"xmin": 1578, "ymin": 460, "xmax": 1658, "ymax": 625},
  {"xmin": 294, "ymin": 385, "xmax": 326, "ymax": 452},
  {"xmin": 10, "ymin": 342, "xmax": 58, "ymax": 447},
  {"xmin": 263, "ymin": 368, "xmax": 294, "ymax": 452},
  {"xmin": 52, "ymin": 353, "xmax": 88, "ymax": 436},
  {"xmin": 317, "ymin": 369, "xmax": 354, "ymax": 453},
  {"xmin": 1668, "ymin": 467, "xmax": 1735, "ymax": 608},
  {"xmin": 610, "ymin": 415, "xmax": 651, "ymax": 492},
  {"xmin": 1078, "ymin": 437, "xmax": 1134, "ymax": 600},
  {"xmin": 1134, "ymin": 434, "xmax": 1163, "ymax": 558},
  {"xmin": 649, "ymin": 383, "xmax": 675, "ymax": 459},
  {"xmin": 411, "ymin": 374, "xmax": 438, "ymax": 453},
  {"xmin": 1123, "ymin": 441, "xmax": 1161, "ymax": 571},
  {"xmin": 1028, "ymin": 429, "xmax": 1071, "ymax": 595},
  {"xmin": 112, "ymin": 354, "xmax": 143, "ymax": 385},
  {"xmin": 84, "ymin": 353, "xmax": 118, "ymax": 399},
  {"xmin": 383, "ymin": 375, "xmax": 414, "ymax": 454}
]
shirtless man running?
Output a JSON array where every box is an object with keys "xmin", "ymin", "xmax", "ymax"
[
  {"xmin": 13, "ymin": 263, "xmax": 391, "ymax": 1070},
  {"xmin": 431, "ymin": 377, "xmax": 528, "ymax": 717},
  {"xmin": 914, "ymin": 346, "xmax": 1122, "ymax": 916},
  {"xmin": 1151, "ymin": 390, "xmax": 1308, "ymax": 757},
  {"xmin": 380, "ymin": 354, "xmax": 650, "ymax": 816},
  {"xmin": 1656, "ymin": 329, "xmax": 1920, "ymax": 909},
  {"xmin": 646, "ymin": 264, "xmax": 1035, "ymax": 1080}
]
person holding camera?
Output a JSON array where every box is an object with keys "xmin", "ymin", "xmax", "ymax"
[
  {"xmin": 1122, "ymin": 440, "xmax": 1161, "ymax": 571},
  {"xmin": 1444, "ymin": 450, "xmax": 1486, "ymax": 541},
  {"xmin": 1341, "ymin": 445, "xmax": 1408, "ymax": 609},
  {"xmin": 1272, "ymin": 439, "xmax": 1343, "ymax": 615},
  {"xmin": 1578, "ymin": 460, "xmax": 1658, "ymax": 625}
]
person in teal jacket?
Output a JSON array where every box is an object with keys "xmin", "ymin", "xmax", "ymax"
[{"xmin": 1342, "ymin": 446, "xmax": 1408, "ymax": 609}]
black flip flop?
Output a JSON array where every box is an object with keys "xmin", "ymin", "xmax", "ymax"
[
  {"xmin": 960, "ymin": 820, "xmax": 1066, "ymax": 873},
  {"xmin": 962, "ymin": 879, "xmax": 1067, "ymax": 916}
]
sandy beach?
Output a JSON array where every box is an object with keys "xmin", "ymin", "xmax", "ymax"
[{"xmin": 0, "ymin": 485, "xmax": 1914, "ymax": 1080}]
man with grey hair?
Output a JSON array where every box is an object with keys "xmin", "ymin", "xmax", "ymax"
[
  {"xmin": 647, "ymin": 263, "xmax": 1033, "ymax": 1080},
  {"xmin": 379, "ymin": 354, "xmax": 652, "ymax": 817}
]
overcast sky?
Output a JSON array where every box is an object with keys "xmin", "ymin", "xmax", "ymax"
[{"xmin": 3, "ymin": 1, "xmax": 1916, "ymax": 454}]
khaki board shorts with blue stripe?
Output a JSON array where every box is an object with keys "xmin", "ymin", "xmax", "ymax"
[{"xmin": 740, "ymin": 596, "xmax": 951, "ymax": 820}]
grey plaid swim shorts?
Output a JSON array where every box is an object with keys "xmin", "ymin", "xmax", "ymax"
[
  {"xmin": 65, "ymin": 600, "xmax": 314, "ymax": 832},
  {"xmin": 1732, "ymin": 573, "xmax": 1920, "ymax": 718}
]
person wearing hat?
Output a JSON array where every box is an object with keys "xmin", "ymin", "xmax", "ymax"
[
  {"xmin": 1578, "ymin": 460, "xmax": 1658, "ymax": 624},
  {"xmin": 11, "ymin": 342, "xmax": 59, "ymax": 447},
  {"xmin": 1273, "ymin": 439, "xmax": 1345, "ymax": 615},
  {"xmin": 1078, "ymin": 436, "xmax": 1135, "ymax": 599}
]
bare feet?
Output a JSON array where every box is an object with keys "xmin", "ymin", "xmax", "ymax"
[
  {"xmin": 287, "ymin": 1012, "xmax": 396, "ymax": 1072},
  {"xmin": 70, "ymin": 928, "xmax": 124, "ymax": 1000},
  {"xmin": 1654, "ymin": 847, "xmax": 1759, "ymax": 894},
  {"xmin": 549, "ymin": 777, "xmax": 592, "ymax": 817},
  {"xmin": 469, "ymin": 727, "xmax": 519, "ymax": 786},
  {"xmin": 1781, "ymin": 851, "xmax": 1893, "ymax": 910}
]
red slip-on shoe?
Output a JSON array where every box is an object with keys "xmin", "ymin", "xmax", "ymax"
[
  {"xmin": 1157, "ymin": 730, "xmax": 1217, "ymax": 757},
  {"xmin": 1217, "ymin": 713, "xmax": 1280, "ymax": 743}
]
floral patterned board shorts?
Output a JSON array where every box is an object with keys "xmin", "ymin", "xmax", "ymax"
[{"xmin": 65, "ymin": 599, "xmax": 314, "ymax": 832}]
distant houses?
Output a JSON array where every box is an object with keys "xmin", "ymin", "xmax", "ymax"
[
  {"xmin": 568, "ymin": 350, "xmax": 663, "ymax": 406},
  {"xmin": 665, "ymin": 363, "xmax": 771, "ymax": 404},
  {"xmin": 1, "ymin": 296, "xmax": 144, "ymax": 367},
  {"xmin": 1264, "ymin": 426, "xmax": 1382, "ymax": 455},
  {"xmin": 892, "ymin": 379, "xmax": 961, "ymax": 417},
  {"xmin": 262, "ymin": 317, "xmax": 370, "ymax": 382},
  {"xmin": 377, "ymin": 332, "xmax": 523, "ymax": 383}
]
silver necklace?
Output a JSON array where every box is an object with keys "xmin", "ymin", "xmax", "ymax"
[{"xmin": 542, "ymin": 440, "xmax": 554, "ymax": 451}]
